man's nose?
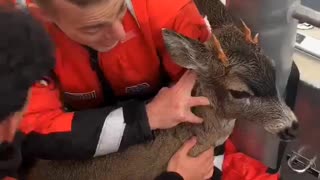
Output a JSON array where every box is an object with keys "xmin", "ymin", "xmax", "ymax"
[{"xmin": 110, "ymin": 20, "xmax": 126, "ymax": 41}]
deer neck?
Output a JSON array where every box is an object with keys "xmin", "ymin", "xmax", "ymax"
[
  {"xmin": 156, "ymin": 82, "xmax": 235, "ymax": 157},
  {"xmin": 191, "ymin": 81, "xmax": 236, "ymax": 147}
]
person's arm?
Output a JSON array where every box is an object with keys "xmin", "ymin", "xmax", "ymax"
[
  {"xmin": 20, "ymin": 78, "xmax": 153, "ymax": 160},
  {"xmin": 21, "ymin": 71, "xmax": 209, "ymax": 161}
]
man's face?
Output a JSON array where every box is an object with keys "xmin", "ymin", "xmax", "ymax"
[
  {"xmin": 48, "ymin": 0, "xmax": 127, "ymax": 52},
  {"xmin": 0, "ymin": 91, "xmax": 30, "ymax": 143}
]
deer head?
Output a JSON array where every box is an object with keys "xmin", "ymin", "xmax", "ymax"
[{"xmin": 162, "ymin": 26, "xmax": 298, "ymax": 141}]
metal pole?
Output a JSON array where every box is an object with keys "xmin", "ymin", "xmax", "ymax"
[{"xmin": 291, "ymin": 3, "xmax": 320, "ymax": 27}]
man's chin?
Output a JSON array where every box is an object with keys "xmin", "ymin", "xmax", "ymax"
[{"xmin": 95, "ymin": 41, "xmax": 119, "ymax": 52}]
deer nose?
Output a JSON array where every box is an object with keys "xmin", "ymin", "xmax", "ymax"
[{"xmin": 278, "ymin": 122, "xmax": 299, "ymax": 141}]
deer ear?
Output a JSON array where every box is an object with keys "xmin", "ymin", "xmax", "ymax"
[{"xmin": 162, "ymin": 29, "xmax": 209, "ymax": 72}]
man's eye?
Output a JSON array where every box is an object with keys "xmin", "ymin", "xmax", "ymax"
[
  {"xmin": 83, "ymin": 24, "xmax": 106, "ymax": 34},
  {"xmin": 84, "ymin": 28, "xmax": 100, "ymax": 34}
]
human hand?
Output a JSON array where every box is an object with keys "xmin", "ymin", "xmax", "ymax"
[
  {"xmin": 167, "ymin": 137, "xmax": 214, "ymax": 180},
  {"xmin": 146, "ymin": 70, "xmax": 210, "ymax": 130}
]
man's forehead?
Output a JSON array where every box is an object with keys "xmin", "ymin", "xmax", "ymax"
[{"xmin": 53, "ymin": 0, "xmax": 125, "ymax": 26}]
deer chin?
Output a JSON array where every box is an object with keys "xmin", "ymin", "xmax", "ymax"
[{"xmin": 215, "ymin": 118, "xmax": 236, "ymax": 147}]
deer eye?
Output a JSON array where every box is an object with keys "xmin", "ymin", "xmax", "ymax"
[{"xmin": 229, "ymin": 90, "xmax": 251, "ymax": 99}]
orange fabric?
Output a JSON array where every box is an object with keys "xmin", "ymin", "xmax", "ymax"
[
  {"xmin": 222, "ymin": 140, "xmax": 280, "ymax": 180},
  {"xmin": 146, "ymin": 0, "xmax": 211, "ymax": 81},
  {"xmin": 19, "ymin": 80, "xmax": 74, "ymax": 134}
]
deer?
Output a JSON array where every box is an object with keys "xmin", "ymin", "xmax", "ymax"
[{"xmin": 26, "ymin": 0, "xmax": 299, "ymax": 179}]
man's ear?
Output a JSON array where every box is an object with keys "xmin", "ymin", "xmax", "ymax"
[{"xmin": 162, "ymin": 29, "xmax": 210, "ymax": 72}]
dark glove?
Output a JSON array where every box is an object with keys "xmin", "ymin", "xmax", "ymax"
[{"xmin": 0, "ymin": 132, "xmax": 24, "ymax": 179}]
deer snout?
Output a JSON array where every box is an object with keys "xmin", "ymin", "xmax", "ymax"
[
  {"xmin": 277, "ymin": 121, "xmax": 299, "ymax": 141},
  {"xmin": 263, "ymin": 103, "xmax": 299, "ymax": 141},
  {"xmin": 276, "ymin": 108, "xmax": 299, "ymax": 141}
]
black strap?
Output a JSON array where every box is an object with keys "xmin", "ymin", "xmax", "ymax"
[
  {"xmin": 285, "ymin": 61, "xmax": 300, "ymax": 111},
  {"xmin": 86, "ymin": 47, "xmax": 117, "ymax": 105},
  {"xmin": 214, "ymin": 142, "xmax": 225, "ymax": 156},
  {"xmin": 211, "ymin": 167, "xmax": 223, "ymax": 180}
]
